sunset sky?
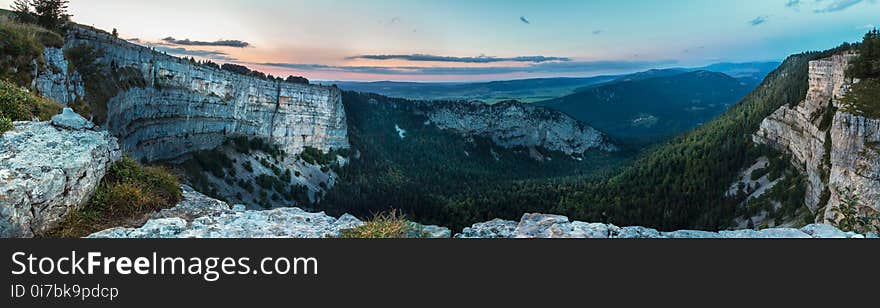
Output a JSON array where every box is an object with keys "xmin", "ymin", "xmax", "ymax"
[{"xmin": 3, "ymin": 0, "xmax": 878, "ymax": 81}]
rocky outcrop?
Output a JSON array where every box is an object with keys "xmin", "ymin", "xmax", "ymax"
[
  {"xmin": 63, "ymin": 26, "xmax": 348, "ymax": 162},
  {"xmin": 33, "ymin": 48, "xmax": 85, "ymax": 106},
  {"xmin": 0, "ymin": 110, "xmax": 120, "ymax": 237},
  {"xmin": 416, "ymin": 100, "xmax": 617, "ymax": 154},
  {"xmin": 89, "ymin": 196, "xmax": 870, "ymax": 237},
  {"xmin": 89, "ymin": 187, "xmax": 452, "ymax": 238},
  {"xmin": 754, "ymin": 52, "xmax": 880, "ymax": 222},
  {"xmin": 455, "ymin": 213, "xmax": 870, "ymax": 238}
]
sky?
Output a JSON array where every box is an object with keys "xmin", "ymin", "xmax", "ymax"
[{"xmin": 3, "ymin": 0, "xmax": 878, "ymax": 81}]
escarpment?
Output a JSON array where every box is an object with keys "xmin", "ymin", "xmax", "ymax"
[
  {"xmin": 56, "ymin": 26, "xmax": 348, "ymax": 162},
  {"xmin": 415, "ymin": 100, "xmax": 618, "ymax": 154},
  {"xmin": 754, "ymin": 52, "xmax": 880, "ymax": 222}
]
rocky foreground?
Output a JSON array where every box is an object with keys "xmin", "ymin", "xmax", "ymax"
[
  {"xmin": 88, "ymin": 187, "xmax": 873, "ymax": 238},
  {"xmin": 0, "ymin": 109, "xmax": 120, "ymax": 237}
]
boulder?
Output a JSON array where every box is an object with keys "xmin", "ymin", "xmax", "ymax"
[
  {"xmin": 455, "ymin": 219, "xmax": 518, "ymax": 238},
  {"xmin": 0, "ymin": 120, "xmax": 120, "ymax": 237},
  {"xmin": 50, "ymin": 108, "xmax": 94, "ymax": 130}
]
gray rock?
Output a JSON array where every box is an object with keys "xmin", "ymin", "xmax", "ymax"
[
  {"xmin": 89, "ymin": 207, "xmax": 365, "ymax": 238},
  {"xmin": 455, "ymin": 219, "xmax": 518, "ymax": 238},
  {"xmin": 50, "ymin": 108, "xmax": 94, "ymax": 130},
  {"xmin": 718, "ymin": 229, "xmax": 762, "ymax": 238},
  {"xmin": 757, "ymin": 228, "xmax": 810, "ymax": 238},
  {"xmin": 661, "ymin": 230, "xmax": 722, "ymax": 238},
  {"xmin": 616, "ymin": 226, "xmax": 663, "ymax": 238},
  {"xmin": 151, "ymin": 185, "xmax": 233, "ymax": 221},
  {"xmin": 570, "ymin": 221, "xmax": 619, "ymax": 238},
  {"xmin": 1, "ymin": 121, "xmax": 120, "ymax": 237},
  {"xmin": 410, "ymin": 223, "xmax": 452, "ymax": 238},
  {"xmin": 800, "ymin": 224, "xmax": 848, "ymax": 238},
  {"xmin": 513, "ymin": 213, "xmax": 573, "ymax": 238}
]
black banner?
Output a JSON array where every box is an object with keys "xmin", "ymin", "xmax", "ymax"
[{"xmin": 2, "ymin": 239, "xmax": 878, "ymax": 307}]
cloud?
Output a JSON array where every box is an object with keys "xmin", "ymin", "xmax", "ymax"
[
  {"xmin": 592, "ymin": 30, "xmax": 603, "ymax": 35},
  {"xmin": 258, "ymin": 59, "xmax": 678, "ymax": 76},
  {"xmin": 682, "ymin": 46, "xmax": 705, "ymax": 53},
  {"xmin": 785, "ymin": 0, "xmax": 802, "ymax": 10},
  {"xmin": 153, "ymin": 46, "xmax": 237, "ymax": 62},
  {"xmin": 520, "ymin": 16, "xmax": 530, "ymax": 24},
  {"xmin": 749, "ymin": 16, "xmax": 768, "ymax": 26},
  {"xmin": 814, "ymin": 0, "xmax": 865, "ymax": 13},
  {"xmin": 861, "ymin": 23, "xmax": 876, "ymax": 29},
  {"xmin": 161, "ymin": 37, "xmax": 250, "ymax": 48},
  {"xmin": 347, "ymin": 54, "xmax": 571, "ymax": 63}
]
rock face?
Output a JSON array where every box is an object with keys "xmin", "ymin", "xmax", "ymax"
[
  {"xmin": 827, "ymin": 112, "xmax": 880, "ymax": 220},
  {"xmin": 0, "ymin": 112, "xmax": 120, "ymax": 238},
  {"xmin": 754, "ymin": 52, "xmax": 880, "ymax": 222},
  {"xmin": 63, "ymin": 27, "xmax": 348, "ymax": 161},
  {"xmin": 417, "ymin": 100, "xmax": 617, "ymax": 154},
  {"xmin": 455, "ymin": 213, "xmax": 867, "ymax": 238},
  {"xmin": 33, "ymin": 48, "xmax": 85, "ymax": 106}
]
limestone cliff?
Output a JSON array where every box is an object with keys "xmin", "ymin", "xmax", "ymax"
[
  {"xmin": 415, "ymin": 100, "xmax": 617, "ymax": 155},
  {"xmin": 754, "ymin": 52, "xmax": 880, "ymax": 222},
  {"xmin": 32, "ymin": 47, "xmax": 84, "ymax": 107},
  {"xmin": 58, "ymin": 26, "xmax": 348, "ymax": 162}
]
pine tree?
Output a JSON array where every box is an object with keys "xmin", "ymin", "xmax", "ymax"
[
  {"xmin": 32, "ymin": 0, "xmax": 69, "ymax": 31},
  {"xmin": 10, "ymin": 0, "xmax": 35, "ymax": 23},
  {"xmin": 850, "ymin": 29, "xmax": 880, "ymax": 79}
]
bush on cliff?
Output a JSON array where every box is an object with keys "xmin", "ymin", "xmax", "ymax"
[
  {"xmin": 0, "ymin": 78, "xmax": 61, "ymax": 132},
  {"xmin": 46, "ymin": 156, "xmax": 182, "ymax": 238}
]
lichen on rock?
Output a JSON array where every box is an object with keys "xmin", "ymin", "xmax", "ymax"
[{"xmin": 0, "ymin": 112, "xmax": 120, "ymax": 237}]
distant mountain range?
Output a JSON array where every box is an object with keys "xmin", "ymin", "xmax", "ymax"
[
  {"xmin": 324, "ymin": 62, "xmax": 779, "ymax": 105},
  {"xmin": 327, "ymin": 75, "xmax": 618, "ymax": 104},
  {"xmin": 537, "ymin": 70, "xmax": 756, "ymax": 146}
]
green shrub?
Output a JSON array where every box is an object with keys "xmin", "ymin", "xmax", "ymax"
[
  {"xmin": 833, "ymin": 187, "xmax": 880, "ymax": 234},
  {"xmin": 0, "ymin": 117, "xmax": 12, "ymax": 132},
  {"xmin": 0, "ymin": 16, "xmax": 62, "ymax": 86},
  {"xmin": 0, "ymin": 79, "xmax": 61, "ymax": 133},
  {"xmin": 750, "ymin": 167, "xmax": 769, "ymax": 181},
  {"xmin": 300, "ymin": 146, "xmax": 334, "ymax": 165},
  {"xmin": 45, "ymin": 156, "xmax": 183, "ymax": 238},
  {"xmin": 338, "ymin": 210, "xmax": 413, "ymax": 238}
]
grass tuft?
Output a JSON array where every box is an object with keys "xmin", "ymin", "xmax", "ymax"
[
  {"xmin": 0, "ymin": 16, "xmax": 63, "ymax": 86},
  {"xmin": 339, "ymin": 210, "xmax": 414, "ymax": 238},
  {"xmin": 45, "ymin": 156, "xmax": 183, "ymax": 238}
]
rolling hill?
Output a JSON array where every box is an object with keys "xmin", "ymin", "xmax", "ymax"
[{"xmin": 539, "ymin": 70, "xmax": 754, "ymax": 146}]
